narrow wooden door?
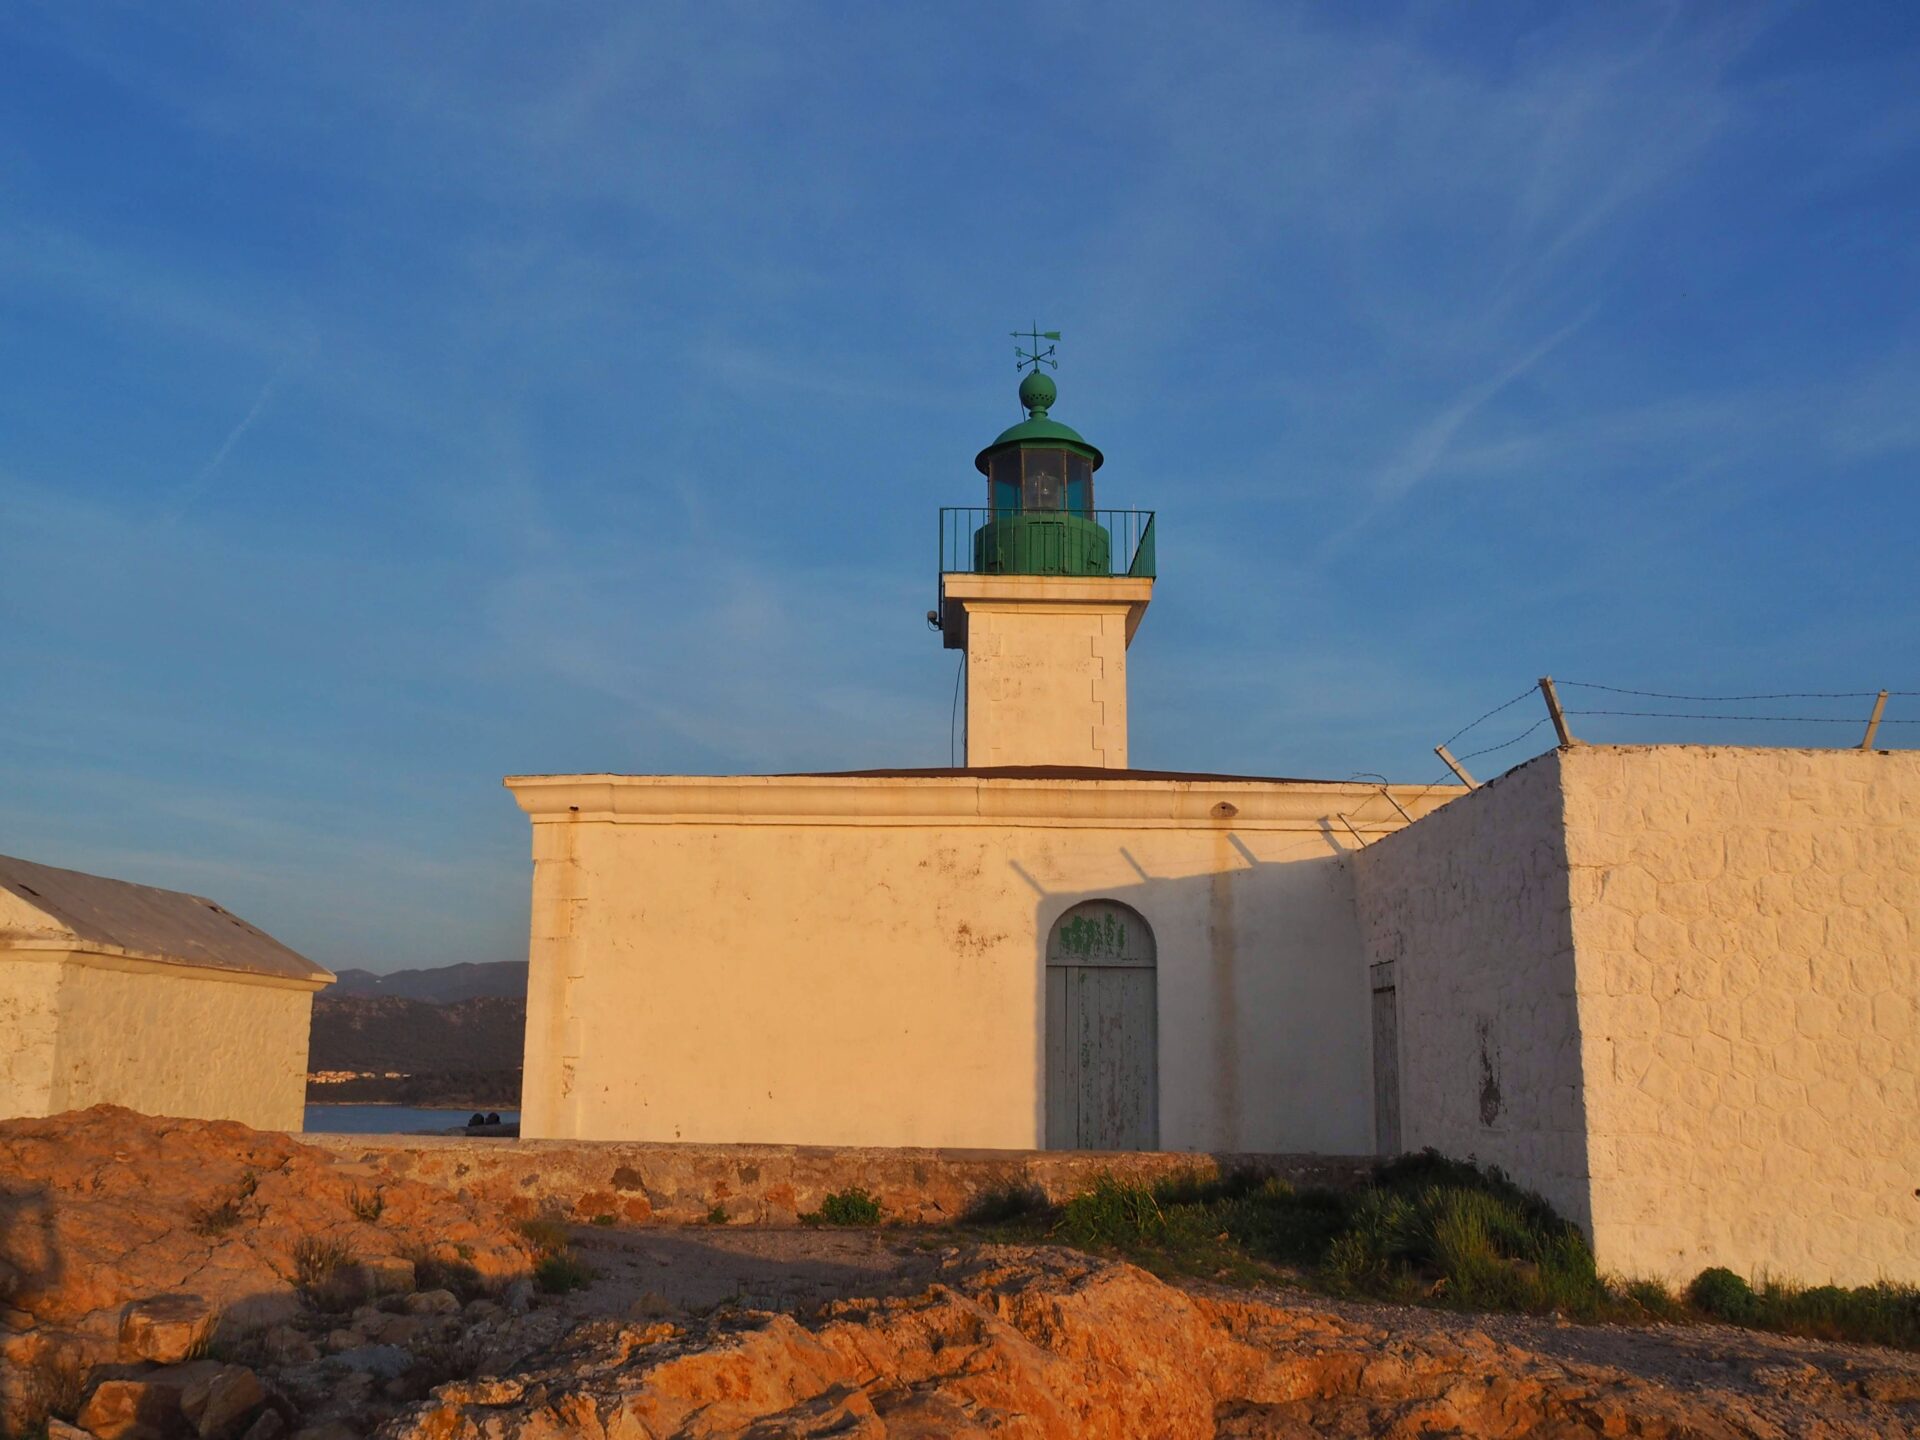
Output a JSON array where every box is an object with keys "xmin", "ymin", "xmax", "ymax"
[
  {"xmin": 1045, "ymin": 901, "xmax": 1157, "ymax": 1150},
  {"xmin": 1370, "ymin": 961, "xmax": 1401, "ymax": 1155}
]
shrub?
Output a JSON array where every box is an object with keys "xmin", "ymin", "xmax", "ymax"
[
  {"xmin": 192, "ymin": 1197, "xmax": 243, "ymax": 1236},
  {"xmin": 1688, "ymin": 1267, "xmax": 1758, "ymax": 1323},
  {"xmin": 1741, "ymin": 1277, "xmax": 1919, "ymax": 1350},
  {"xmin": 516, "ymin": 1216, "xmax": 571, "ymax": 1259},
  {"xmin": 962, "ymin": 1183, "xmax": 1053, "ymax": 1225},
  {"xmin": 12, "ymin": 1349, "xmax": 86, "ymax": 1433},
  {"xmin": 590, "ymin": 1213, "xmax": 617, "ymax": 1227},
  {"xmin": 1621, "ymin": 1278, "xmax": 1685, "ymax": 1322},
  {"xmin": 1312, "ymin": 1153, "xmax": 1604, "ymax": 1315},
  {"xmin": 534, "ymin": 1253, "xmax": 594, "ymax": 1294},
  {"xmin": 706, "ymin": 1204, "xmax": 730, "ymax": 1225},
  {"xmin": 291, "ymin": 1235, "xmax": 356, "ymax": 1308},
  {"xmin": 400, "ymin": 1243, "xmax": 486, "ymax": 1301},
  {"xmin": 192, "ymin": 1172, "xmax": 260, "ymax": 1237},
  {"xmin": 348, "ymin": 1186, "xmax": 384, "ymax": 1223},
  {"xmin": 1212, "ymin": 1179, "xmax": 1350, "ymax": 1268},
  {"xmin": 806, "ymin": 1187, "xmax": 883, "ymax": 1227}
]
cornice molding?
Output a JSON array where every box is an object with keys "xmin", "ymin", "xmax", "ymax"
[
  {"xmin": 1, "ymin": 938, "xmax": 335, "ymax": 991},
  {"xmin": 503, "ymin": 772, "xmax": 1462, "ymax": 833}
]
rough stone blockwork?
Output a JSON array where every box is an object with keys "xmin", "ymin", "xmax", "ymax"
[
  {"xmin": 1562, "ymin": 745, "xmax": 1918, "ymax": 1285},
  {"xmin": 303, "ymin": 1135, "xmax": 1369, "ymax": 1224},
  {"xmin": 1356, "ymin": 745, "xmax": 1920, "ymax": 1286}
]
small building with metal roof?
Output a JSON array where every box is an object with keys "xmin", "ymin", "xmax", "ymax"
[{"xmin": 0, "ymin": 853, "xmax": 333, "ymax": 1130}]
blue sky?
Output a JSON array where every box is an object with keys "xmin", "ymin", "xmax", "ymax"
[{"xmin": 2, "ymin": 3, "xmax": 1916, "ymax": 972}]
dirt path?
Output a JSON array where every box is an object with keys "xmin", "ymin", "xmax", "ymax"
[{"xmin": 559, "ymin": 1221, "xmax": 949, "ymax": 1317}]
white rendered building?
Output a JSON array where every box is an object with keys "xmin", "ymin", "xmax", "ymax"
[{"xmin": 0, "ymin": 854, "xmax": 332, "ymax": 1130}]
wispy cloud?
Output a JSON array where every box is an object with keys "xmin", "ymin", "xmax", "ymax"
[
  {"xmin": 1318, "ymin": 306, "xmax": 1599, "ymax": 559},
  {"xmin": 2, "ymin": 2, "xmax": 1914, "ymax": 971},
  {"xmin": 156, "ymin": 348, "xmax": 301, "ymax": 525}
]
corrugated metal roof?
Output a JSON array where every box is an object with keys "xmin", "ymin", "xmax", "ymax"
[{"xmin": 0, "ymin": 853, "xmax": 333, "ymax": 985}]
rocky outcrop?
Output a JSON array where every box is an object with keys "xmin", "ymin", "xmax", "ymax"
[
  {"xmin": 380, "ymin": 1248, "xmax": 1920, "ymax": 1440},
  {"xmin": 0, "ymin": 1107, "xmax": 529, "ymax": 1434}
]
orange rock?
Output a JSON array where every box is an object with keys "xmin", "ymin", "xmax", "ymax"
[
  {"xmin": 119, "ymin": 1298, "xmax": 217, "ymax": 1365},
  {"xmin": 0, "ymin": 1108, "xmax": 530, "ymax": 1436},
  {"xmin": 76, "ymin": 1360, "xmax": 221, "ymax": 1440},
  {"xmin": 378, "ymin": 1249, "xmax": 1916, "ymax": 1440}
]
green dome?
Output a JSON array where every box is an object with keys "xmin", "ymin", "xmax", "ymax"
[{"xmin": 975, "ymin": 372, "xmax": 1104, "ymax": 474}]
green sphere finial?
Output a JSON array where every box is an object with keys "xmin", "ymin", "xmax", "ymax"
[{"xmin": 1018, "ymin": 369, "xmax": 1056, "ymax": 416}]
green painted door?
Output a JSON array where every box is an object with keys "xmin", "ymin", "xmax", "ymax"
[{"xmin": 1045, "ymin": 901, "xmax": 1157, "ymax": 1150}]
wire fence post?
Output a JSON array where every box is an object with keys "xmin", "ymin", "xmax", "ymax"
[
  {"xmin": 1434, "ymin": 745, "xmax": 1478, "ymax": 788},
  {"xmin": 1539, "ymin": 676, "xmax": 1577, "ymax": 746},
  {"xmin": 1860, "ymin": 690, "xmax": 1889, "ymax": 749}
]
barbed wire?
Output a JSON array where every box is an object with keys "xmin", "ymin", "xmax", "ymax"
[
  {"xmin": 1560, "ymin": 681, "xmax": 1917, "ymax": 701},
  {"xmin": 1455, "ymin": 716, "xmax": 1552, "ymax": 762},
  {"xmin": 1566, "ymin": 708, "xmax": 1917, "ymax": 724},
  {"xmin": 1418, "ymin": 677, "xmax": 1911, "ymax": 791},
  {"xmin": 1436, "ymin": 683, "xmax": 1539, "ymax": 752}
]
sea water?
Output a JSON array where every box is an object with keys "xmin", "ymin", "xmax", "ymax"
[{"xmin": 303, "ymin": 1104, "xmax": 519, "ymax": 1134}]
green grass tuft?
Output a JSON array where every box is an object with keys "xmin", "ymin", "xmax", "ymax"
[
  {"xmin": 803, "ymin": 1187, "xmax": 883, "ymax": 1227},
  {"xmin": 974, "ymin": 1152, "xmax": 1920, "ymax": 1351}
]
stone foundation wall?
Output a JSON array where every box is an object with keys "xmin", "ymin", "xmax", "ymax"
[{"xmin": 305, "ymin": 1135, "xmax": 1370, "ymax": 1225}]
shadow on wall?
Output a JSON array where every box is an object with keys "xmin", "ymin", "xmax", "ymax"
[
  {"xmin": 0, "ymin": 1182, "xmax": 62, "ymax": 1422},
  {"xmin": 1347, "ymin": 758, "xmax": 1596, "ymax": 1243},
  {"xmin": 1008, "ymin": 827, "xmax": 1379, "ymax": 1159}
]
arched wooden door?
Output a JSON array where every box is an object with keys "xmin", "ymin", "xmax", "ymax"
[{"xmin": 1045, "ymin": 901, "xmax": 1157, "ymax": 1150}]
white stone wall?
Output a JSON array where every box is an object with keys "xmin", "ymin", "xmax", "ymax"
[
  {"xmin": 965, "ymin": 605, "xmax": 1131, "ymax": 767},
  {"xmin": 1562, "ymin": 746, "xmax": 1919, "ymax": 1285},
  {"xmin": 36, "ymin": 952, "xmax": 316, "ymax": 1130},
  {"xmin": 1351, "ymin": 756, "xmax": 1592, "ymax": 1234},
  {"xmin": 0, "ymin": 956, "xmax": 62, "ymax": 1118},
  {"xmin": 1357, "ymin": 744, "xmax": 1919, "ymax": 1286},
  {"xmin": 512, "ymin": 776, "xmax": 1453, "ymax": 1152}
]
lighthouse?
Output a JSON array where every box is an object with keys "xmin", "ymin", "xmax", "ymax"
[{"xmin": 935, "ymin": 334, "xmax": 1156, "ymax": 768}]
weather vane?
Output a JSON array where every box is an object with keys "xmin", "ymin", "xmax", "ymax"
[{"xmin": 1012, "ymin": 324, "xmax": 1061, "ymax": 374}]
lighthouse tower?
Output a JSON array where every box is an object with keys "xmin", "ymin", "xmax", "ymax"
[{"xmin": 935, "ymin": 337, "xmax": 1156, "ymax": 768}]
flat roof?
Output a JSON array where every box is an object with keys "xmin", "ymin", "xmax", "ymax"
[{"xmin": 785, "ymin": 766, "xmax": 1346, "ymax": 784}]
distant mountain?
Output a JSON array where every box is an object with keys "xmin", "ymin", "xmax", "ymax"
[
  {"xmin": 328, "ymin": 960, "xmax": 528, "ymax": 1003},
  {"xmin": 310, "ymin": 993, "xmax": 524, "ymax": 1073},
  {"xmin": 308, "ymin": 984, "xmax": 526, "ymax": 1110}
]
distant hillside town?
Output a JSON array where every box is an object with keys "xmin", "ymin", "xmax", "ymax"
[{"xmin": 305, "ymin": 962, "xmax": 527, "ymax": 1109}]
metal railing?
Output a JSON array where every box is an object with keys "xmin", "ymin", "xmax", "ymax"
[{"xmin": 938, "ymin": 507, "xmax": 1157, "ymax": 581}]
